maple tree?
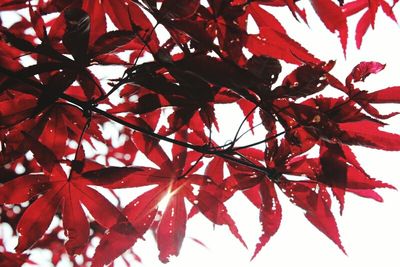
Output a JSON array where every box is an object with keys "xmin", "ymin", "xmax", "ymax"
[{"xmin": 0, "ymin": 0, "xmax": 399, "ymax": 266}]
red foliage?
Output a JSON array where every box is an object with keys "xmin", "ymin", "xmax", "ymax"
[{"xmin": 0, "ymin": 1, "xmax": 399, "ymax": 266}]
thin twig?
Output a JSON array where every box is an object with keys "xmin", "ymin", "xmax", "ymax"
[
  {"xmin": 69, "ymin": 116, "xmax": 91, "ymax": 180},
  {"xmin": 234, "ymin": 122, "xmax": 263, "ymax": 144},
  {"xmin": 231, "ymin": 103, "xmax": 259, "ymax": 147},
  {"xmin": 95, "ymin": 22, "xmax": 161, "ymax": 103},
  {"xmin": 177, "ymin": 154, "xmax": 205, "ymax": 180}
]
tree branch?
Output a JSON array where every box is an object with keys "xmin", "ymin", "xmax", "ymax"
[{"xmin": 60, "ymin": 94, "xmax": 274, "ymax": 178}]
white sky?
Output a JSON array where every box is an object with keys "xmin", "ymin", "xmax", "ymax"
[{"xmin": 1, "ymin": 2, "xmax": 400, "ymax": 267}]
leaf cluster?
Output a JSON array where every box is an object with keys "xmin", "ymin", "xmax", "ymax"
[{"xmin": 0, "ymin": 0, "xmax": 399, "ymax": 266}]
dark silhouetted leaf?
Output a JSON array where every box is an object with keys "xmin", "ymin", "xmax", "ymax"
[
  {"xmin": 62, "ymin": 8, "xmax": 90, "ymax": 62},
  {"xmin": 160, "ymin": 0, "xmax": 200, "ymax": 19},
  {"xmin": 90, "ymin": 30, "xmax": 135, "ymax": 57}
]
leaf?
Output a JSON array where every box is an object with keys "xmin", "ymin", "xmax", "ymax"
[
  {"xmin": 156, "ymin": 194, "xmax": 187, "ymax": 263},
  {"xmin": 132, "ymin": 131, "xmax": 172, "ymax": 168},
  {"xmin": 29, "ymin": 3, "xmax": 46, "ymax": 40},
  {"xmin": 196, "ymin": 185, "xmax": 247, "ymax": 248},
  {"xmin": 321, "ymin": 142, "xmax": 394, "ymax": 189},
  {"xmin": 319, "ymin": 144, "xmax": 347, "ymax": 189},
  {"xmin": 91, "ymin": 221, "xmax": 139, "ymax": 267},
  {"xmin": 15, "ymin": 185, "xmax": 64, "ymax": 253},
  {"xmin": 92, "ymin": 142, "xmax": 203, "ymax": 264},
  {"xmin": 273, "ymin": 64, "xmax": 328, "ymax": 99},
  {"xmin": 0, "ymin": 94, "xmax": 37, "ymax": 126},
  {"xmin": 0, "ymin": 251, "xmax": 33, "ymax": 267},
  {"xmin": 247, "ymin": 27, "xmax": 321, "ymax": 65},
  {"xmin": 348, "ymin": 188, "xmax": 383, "ymax": 202},
  {"xmin": 169, "ymin": 19, "xmax": 215, "ymax": 50},
  {"xmin": 110, "ymin": 94, "xmax": 168, "ymax": 114},
  {"xmin": 381, "ymin": 1, "xmax": 398, "ymax": 22},
  {"xmin": 72, "ymin": 181, "xmax": 124, "ymax": 228},
  {"xmin": 279, "ymin": 179, "xmax": 346, "ymax": 253},
  {"xmin": 21, "ymin": 131, "xmax": 61, "ymax": 175},
  {"xmin": 355, "ymin": 10, "xmax": 372, "ymax": 49},
  {"xmin": 368, "ymin": 0, "xmax": 379, "ymax": 27},
  {"xmin": 172, "ymin": 132, "xmax": 196, "ymax": 177},
  {"xmin": 92, "ymin": 177, "xmax": 181, "ymax": 266},
  {"xmin": 347, "ymin": 61, "xmax": 386, "ymax": 84},
  {"xmin": 102, "ymin": 0, "xmax": 134, "ymax": 30},
  {"xmin": 339, "ymin": 120, "xmax": 400, "ymax": 150},
  {"xmin": 0, "ymin": 174, "xmax": 51, "ymax": 204},
  {"xmin": 310, "ymin": 0, "xmax": 348, "ymax": 53},
  {"xmin": 0, "ymin": 168, "xmax": 124, "ymax": 255},
  {"xmin": 367, "ymin": 86, "xmax": 400, "ymax": 103},
  {"xmin": 36, "ymin": 70, "xmax": 77, "ymax": 113},
  {"xmin": 176, "ymin": 55, "xmax": 259, "ymax": 96},
  {"xmin": 248, "ymin": 3, "xmax": 286, "ymax": 34},
  {"xmin": 128, "ymin": 186, "xmax": 165, "ymax": 222},
  {"xmin": 342, "ymin": 0, "xmax": 369, "ymax": 16},
  {"xmin": 159, "ymin": 107, "xmax": 197, "ymax": 136},
  {"xmin": 62, "ymin": 8, "xmax": 90, "ymax": 62},
  {"xmin": 93, "ymin": 185, "xmax": 167, "ymax": 265},
  {"xmin": 199, "ymin": 104, "xmax": 218, "ymax": 130},
  {"xmin": 318, "ymin": 142, "xmax": 394, "ymax": 212},
  {"xmin": 205, "ymin": 156, "xmax": 225, "ymax": 185},
  {"xmin": 102, "ymin": 0, "xmax": 156, "ymax": 44},
  {"xmin": 252, "ymin": 180, "xmax": 282, "ymax": 259},
  {"xmin": 160, "ymin": 0, "xmax": 200, "ymax": 19},
  {"xmin": 283, "ymin": 0, "xmax": 308, "ymax": 21},
  {"xmin": 0, "ymin": 28, "xmax": 36, "ymax": 53},
  {"xmin": 90, "ymin": 30, "xmax": 135, "ymax": 57},
  {"xmin": 82, "ymin": 0, "xmax": 107, "ymax": 44},
  {"xmin": 0, "ymin": 1, "xmax": 28, "ymax": 11},
  {"xmin": 62, "ymin": 183, "xmax": 90, "ymax": 255},
  {"xmin": 246, "ymin": 55, "xmax": 281, "ymax": 87},
  {"xmin": 81, "ymin": 166, "xmax": 153, "ymax": 188},
  {"xmin": 76, "ymin": 69, "xmax": 104, "ymax": 100},
  {"xmin": 40, "ymin": 108, "xmax": 68, "ymax": 159}
]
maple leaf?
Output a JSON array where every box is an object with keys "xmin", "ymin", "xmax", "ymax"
[
  {"xmin": 243, "ymin": 180, "xmax": 282, "ymax": 260},
  {"xmin": 310, "ymin": 0, "xmax": 348, "ymax": 53},
  {"xmin": 247, "ymin": 26, "xmax": 321, "ymax": 65},
  {"xmin": 346, "ymin": 61, "xmax": 386, "ymax": 85},
  {"xmin": 279, "ymin": 179, "xmax": 346, "ymax": 253},
  {"xmin": 0, "ymin": 251, "xmax": 35, "ymax": 267},
  {"xmin": 0, "ymin": 136, "xmax": 125, "ymax": 255},
  {"xmin": 272, "ymin": 63, "xmax": 329, "ymax": 99},
  {"xmin": 0, "ymin": 168, "xmax": 125, "ymax": 255},
  {"xmin": 90, "ymin": 130, "xmax": 246, "ymax": 265},
  {"xmin": 344, "ymin": 0, "xmax": 398, "ymax": 48},
  {"xmin": 287, "ymin": 142, "xmax": 395, "ymax": 213}
]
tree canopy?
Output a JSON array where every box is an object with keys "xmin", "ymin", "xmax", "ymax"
[{"xmin": 0, "ymin": 0, "xmax": 400, "ymax": 266}]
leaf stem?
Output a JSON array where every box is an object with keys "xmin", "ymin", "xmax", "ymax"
[{"xmin": 69, "ymin": 116, "xmax": 91, "ymax": 179}]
